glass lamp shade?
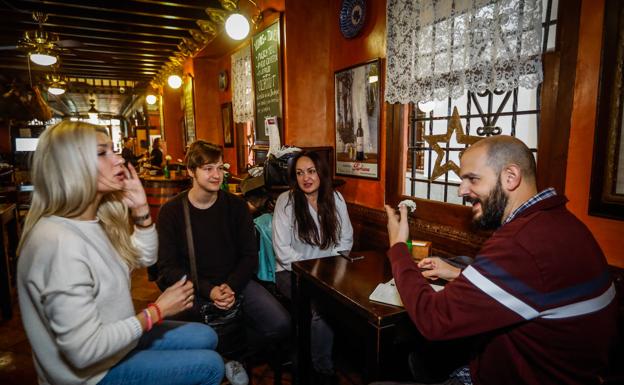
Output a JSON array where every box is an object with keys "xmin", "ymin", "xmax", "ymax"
[
  {"xmin": 30, "ymin": 52, "xmax": 58, "ymax": 66},
  {"xmin": 225, "ymin": 13, "xmax": 250, "ymax": 40},
  {"xmin": 167, "ymin": 74, "xmax": 182, "ymax": 89},
  {"xmin": 145, "ymin": 94, "xmax": 157, "ymax": 105},
  {"xmin": 48, "ymin": 85, "xmax": 65, "ymax": 95}
]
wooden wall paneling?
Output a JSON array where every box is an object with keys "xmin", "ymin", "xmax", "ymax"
[
  {"xmin": 536, "ymin": 0, "xmax": 582, "ymax": 192},
  {"xmin": 385, "ymin": 103, "xmax": 403, "ymax": 205},
  {"xmin": 347, "ymin": 203, "xmax": 487, "ymax": 259}
]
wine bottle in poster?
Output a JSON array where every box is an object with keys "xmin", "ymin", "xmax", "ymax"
[{"xmin": 356, "ymin": 119, "xmax": 364, "ymax": 161}]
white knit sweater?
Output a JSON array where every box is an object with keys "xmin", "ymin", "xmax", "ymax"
[{"xmin": 17, "ymin": 216, "xmax": 157, "ymax": 385}]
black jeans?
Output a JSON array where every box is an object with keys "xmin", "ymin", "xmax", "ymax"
[
  {"xmin": 275, "ymin": 270, "xmax": 335, "ymax": 373},
  {"xmin": 241, "ymin": 279, "xmax": 291, "ymax": 349}
]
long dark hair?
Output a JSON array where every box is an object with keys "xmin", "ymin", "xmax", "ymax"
[{"xmin": 288, "ymin": 151, "xmax": 341, "ymax": 249}]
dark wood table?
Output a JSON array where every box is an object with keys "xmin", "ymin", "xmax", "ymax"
[{"xmin": 292, "ymin": 250, "xmax": 419, "ymax": 384}]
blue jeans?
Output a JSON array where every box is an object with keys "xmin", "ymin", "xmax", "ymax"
[
  {"xmin": 98, "ymin": 321, "xmax": 224, "ymax": 385},
  {"xmin": 276, "ymin": 270, "xmax": 334, "ymax": 373}
]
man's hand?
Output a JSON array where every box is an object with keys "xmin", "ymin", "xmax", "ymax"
[
  {"xmin": 418, "ymin": 257, "xmax": 461, "ymax": 281},
  {"xmin": 210, "ymin": 283, "xmax": 236, "ymax": 309},
  {"xmin": 384, "ymin": 204, "xmax": 409, "ymax": 247}
]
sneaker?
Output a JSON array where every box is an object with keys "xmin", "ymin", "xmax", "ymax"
[{"xmin": 225, "ymin": 360, "xmax": 249, "ymax": 385}]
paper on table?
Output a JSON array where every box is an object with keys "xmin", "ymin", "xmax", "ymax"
[{"xmin": 369, "ymin": 278, "xmax": 444, "ymax": 307}]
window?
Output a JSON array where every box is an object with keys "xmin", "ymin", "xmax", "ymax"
[{"xmin": 397, "ymin": 0, "xmax": 558, "ymax": 204}]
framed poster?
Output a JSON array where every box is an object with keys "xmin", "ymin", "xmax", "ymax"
[
  {"xmin": 182, "ymin": 75, "xmax": 196, "ymax": 146},
  {"xmin": 221, "ymin": 102, "xmax": 234, "ymax": 147},
  {"xmin": 589, "ymin": 0, "xmax": 624, "ymax": 220},
  {"xmin": 252, "ymin": 18, "xmax": 283, "ymax": 144},
  {"xmin": 335, "ymin": 58, "xmax": 381, "ymax": 179}
]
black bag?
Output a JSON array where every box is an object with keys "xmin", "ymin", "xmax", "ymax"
[
  {"xmin": 196, "ymin": 295, "xmax": 247, "ymax": 357},
  {"xmin": 182, "ymin": 195, "xmax": 247, "ymax": 357},
  {"xmin": 263, "ymin": 151, "xmax": 300, "ymax": 188}
]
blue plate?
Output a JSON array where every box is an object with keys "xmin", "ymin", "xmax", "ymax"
[{"xmin": 339, "ymin": 0, "xmax": 366, "ymax": 39}]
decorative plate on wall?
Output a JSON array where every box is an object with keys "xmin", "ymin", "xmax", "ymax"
[{"xmin": 339, "ymin": 0, "xmax": 366, "ymax": 39}]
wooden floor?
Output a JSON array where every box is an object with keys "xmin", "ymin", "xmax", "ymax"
[{"xmin": 0, "ymin": 268, "xmax": 364, "ymax": 385}]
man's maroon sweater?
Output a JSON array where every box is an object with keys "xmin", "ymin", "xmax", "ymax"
[{"xmin": 389, "ymin": 195, "xmax": 618, "ymax": 385}]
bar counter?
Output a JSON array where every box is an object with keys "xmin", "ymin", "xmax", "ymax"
[{"xmin": 140, "ymin": 174, "xmax": 191, "ymax": 222}]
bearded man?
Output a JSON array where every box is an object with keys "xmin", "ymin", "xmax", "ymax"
[{"xmin": 378, "ymin": 135, "xmax": 617, "ymax": 385}]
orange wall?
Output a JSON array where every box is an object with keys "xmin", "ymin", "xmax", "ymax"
[
  {"xmin": 161, "ymin": 86, "xmax": 184, "ymax": 161},
  {"xmin": 327, "ymin": 0, "xmax": 387, "ymax": 209},
  {"xmin": 565, "ymin": 0, "xmax": 624, "ymax": 268},
  {"xmin": 282, "ymin": 0, "xmax": 332, "ymax": 146},
  {"xmin": 281, "ymin": 0, "xmax": 387, "ymax": 209}
]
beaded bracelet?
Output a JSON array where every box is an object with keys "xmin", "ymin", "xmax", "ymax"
[{"xmin": 148, "ymin": 303, "xmax": 163, "ymax": 324}]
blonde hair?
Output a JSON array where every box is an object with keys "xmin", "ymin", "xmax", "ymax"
[{"xmin": 18, "ymin": 121, "xmax": 141, "ymax": 268}]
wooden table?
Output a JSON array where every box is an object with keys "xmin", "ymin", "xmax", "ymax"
[{"xmin": 292, "ymin": 250, "xmax": 419, "ymax": 384}]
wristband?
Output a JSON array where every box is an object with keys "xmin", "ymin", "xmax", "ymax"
[
  {"xmin": 142, "ymin": 308, "xmax": 153, "ymax": 331},
  {"xmin": 134, "ymin": 221, "xmax": 154, "ymax": 229},
  {"xmin": 148, "ymin": 303, "xmax": 163, "ymax": 324},
  {"xmin": 132, "ymin": 212, "xmax": 150, "ymax": 224}
]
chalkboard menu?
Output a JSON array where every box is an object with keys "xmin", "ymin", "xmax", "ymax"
[{"xmin": 252, "ymin": 19, "xmax": 282, "ymax": 143}]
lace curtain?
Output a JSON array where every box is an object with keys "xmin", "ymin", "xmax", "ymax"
[
  {"xmin": 385, "ymin": 0, "xmax": 543, "ymax": 104},
  {"xmin": 231, "ymin": 45, "xmax": 254, "ymax": 123}
]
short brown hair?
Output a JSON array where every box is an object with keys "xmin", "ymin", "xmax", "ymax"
[{"xmin": 185, "ymin": 140, "xmax": 222, "ymax": 171}]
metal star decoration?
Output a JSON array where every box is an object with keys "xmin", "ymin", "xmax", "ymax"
[{"xmin": 423, "ymin": 106, "xmax": 483, "ymax": 180}]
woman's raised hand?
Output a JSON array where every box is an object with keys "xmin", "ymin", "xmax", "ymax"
[
  {"xmin": 154, "ymin": 278, "xmax": 195, "ymax": 318},
  {"xmin": 121, "ymin": 163, "xmax": 148, "ymax": 210}
]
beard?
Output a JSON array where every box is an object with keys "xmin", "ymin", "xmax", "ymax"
[{"xmin": 466, "ymin": 180, "xmax": 508, "ymax": 230}]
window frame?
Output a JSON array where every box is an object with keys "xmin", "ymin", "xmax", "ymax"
[{"xmin": 385, "ymin": 0, "xmax": 582, "ymax": 208}]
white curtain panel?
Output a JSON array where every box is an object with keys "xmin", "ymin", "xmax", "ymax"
[
  {"xmin": 385, "ymin": 0, "xmax": 543, "ymax": 104},
  {"xmin": 231, "ymin": 44, "xmax": 254, "ymax": 123}
]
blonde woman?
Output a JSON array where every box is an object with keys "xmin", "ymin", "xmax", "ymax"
[{"xmin": 17, "ymin": 121, "xmax": 224, "ymax": 385}]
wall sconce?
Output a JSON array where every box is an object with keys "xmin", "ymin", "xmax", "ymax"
[
  {"xmin": 167, "ymin": 74, "xmax": 182, "ymax": 89},
  {"xmin": 225, "ymin": 13, "xmax": 250, "ymax": 40},
  {"xmin": 223, "ymin": 0, "xmax": 263, "ymax": 40}
]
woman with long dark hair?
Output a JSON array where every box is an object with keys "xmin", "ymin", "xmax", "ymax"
[{"xmin": 272, "ymin": 150, "xmax": 353, "ymax": 380}]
